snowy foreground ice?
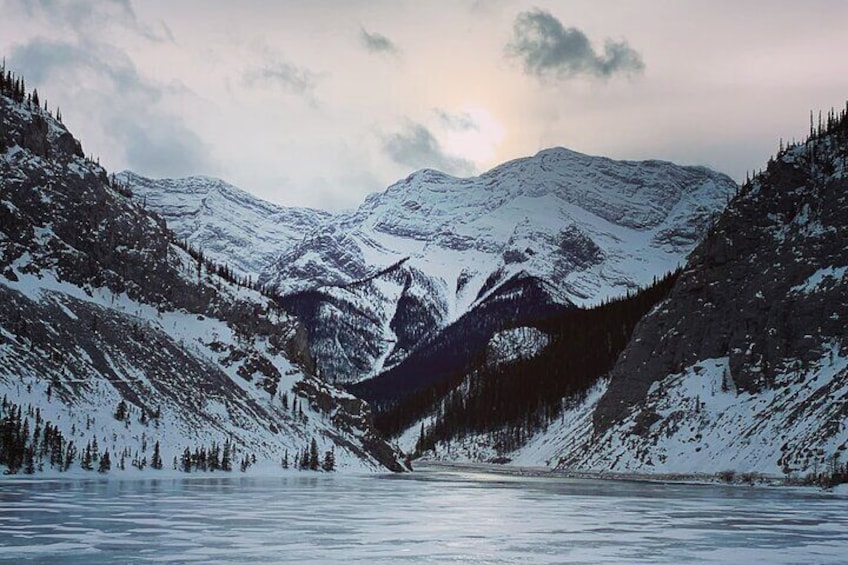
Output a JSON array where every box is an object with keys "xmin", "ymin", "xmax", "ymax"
[{"xmin": 1, "ymin": 465, "xmax": 846, "ymax": 564}]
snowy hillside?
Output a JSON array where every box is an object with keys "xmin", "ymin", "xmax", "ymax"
[
  {"xmin": 266, "ymin": 148, "xmax": 737, "ymax": 383},
  {"xmin": 571, "ymin": 116, "xmax": 848, "ymax": 477},
  {"xmin": 268, "ymin": 149, "xmax": 735, "ymax": 304},
  {"xmin": 116, "ymin": 172, "xmax": 330, "ymax": 280},
  {"xmin": 419, "ymin": 108, "xmax": 848, "ymax": 478},
  {"xmin": 118, "ymin": 146, "xmax": 735, "ymax": 387},
  {"xmin": 0, "ymin": 87, "xmax": 406, "ymax": 475}
]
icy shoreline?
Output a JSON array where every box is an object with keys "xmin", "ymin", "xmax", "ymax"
[{"xmin": 414, "ymin": 461, "xmax": 848, "ymax": 493}]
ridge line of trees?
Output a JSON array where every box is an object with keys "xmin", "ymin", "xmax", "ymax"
[
  {"xmin": 0, "ymin": 59, "xmax": 62, "ymax": 121},
  {"xmin": 375, "ymin": 269, "xmax": 680, "ymax": 456}
]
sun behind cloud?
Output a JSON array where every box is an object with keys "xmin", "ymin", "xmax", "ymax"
[{"xmin": 440, "ymin": 106, "xmax": 506, "ymax": 168}]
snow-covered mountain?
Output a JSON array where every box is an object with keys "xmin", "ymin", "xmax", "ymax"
[
  {"xmin": 116, "ymin": 172, "xmax": 330, "ymax": 280},
  {"xmin": 568, "ymin": 116, "xmax": 848, "ymax": 477},
  {"xmin": 122, "ymin": 151, "xmax": 736, "ymax": 386},
  {"xmin": 0, "ymin": 87, "xmax": 406, "ymax": 474},
  {"xmin": 268, "ymin": 149, "xmax": 738, "ymax": 384},
  {"xmin": 270, "ymin": 149, "xmax": 735, "ymax": 301},
  {"xmin": 415, "ymin": 108, "xmax": 848, "ymax": 479}
]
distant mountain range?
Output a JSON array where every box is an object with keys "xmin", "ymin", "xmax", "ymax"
[
  {"xmin": 122, "ymin": 148, "xmax": 736, "ymax": 388},
  {"xmin": 4, "ymin": 64, "xmax": 846, "ymax": 481},
  {"xmin": 115, "ymin": 172, "xmax": 330, "ymax": 280}
]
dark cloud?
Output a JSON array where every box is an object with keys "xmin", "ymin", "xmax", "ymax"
[
  {"xmin": 243, "ymin": 61, "xmax": 319, "ymax": 101},
  {"xmin": 506, "ymin": 9, "xmax": 644, "ymax": 80},
  {"xmin": 11, "ymin": 0, "xmax": 173, "ymax": 42},
  {"xmin": 115, "ymin": 118, "xmax": 210, "ymax": 178},
  {"xmin": 10, "ymin": 38, "xmax": 213, "ymax": 177},
  {"xmin": 359, "ymin": 28, "xmax": 399, "ymax": 55},
  {"xmin": 434, "ymin": 109, "xmax": 479, "ymax": 132},
  {"xmin": 382, "ymin": 122, "xmax": 475, "ymax": 177}
]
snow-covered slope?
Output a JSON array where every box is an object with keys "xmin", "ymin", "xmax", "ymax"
[
  {"xmin": 116, "ymin": 172, "xmax": 330, "ymax": 280},
  {"xmin": 0, "ymin": 90, "xmax": 406, "ymax": 475},
  {"xmin": 266, "ymin": 149, "xmax": 737, "ymax": 383},
  {"xmin": 450, "ymin": 111, "xmax": 848, "ymax": 478},
  {"xmin": 270, "ymin": 149, "xmax": 735, "ymax": 306},
  {"xmin": 118, "ymin": 148, "xmax": 735, "ymax": 386}
]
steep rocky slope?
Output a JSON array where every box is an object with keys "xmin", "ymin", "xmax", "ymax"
[
  {"xmin": 503, "ymin": 108, "xmax": 848, "ymax": 477},
  {"xmin": 0, "ymin": 88, "xmax": 406, "ymax": 474}
]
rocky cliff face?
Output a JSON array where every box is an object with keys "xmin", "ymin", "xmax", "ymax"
[
  {"xmin": 0, "ymin": 92, "xmax": 406, "ymax": 473},
  {"xmin": 544, "ymin": 111, "xmax": 848, "ymax": 476}
]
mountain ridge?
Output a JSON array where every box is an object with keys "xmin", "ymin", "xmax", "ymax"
[
  {"xmin": 0, "ymin": 83, "xmax": 407, "ymax": 475},
  {"xmin": 122, "ymin": 145, "xmax": 737, "ymax": 386},
  {"xmin": 116, "ymin": 171, "xmax": 331, "ymax": 281},
  {"xmin": 407, "ymin": 105, "xmax": 848, "ymax": 480}
]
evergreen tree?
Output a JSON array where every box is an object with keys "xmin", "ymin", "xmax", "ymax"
[
  {"xmin": 114, "ymin": 399, "xmax": 128, "ymax": 421},
  {"xmin": 64, "ymin": 441, "xmax": 76, "ymax": 472},
  {"xmin": 151, "ymin": 441, "xmax": 163, "ymax": 470},
  {"xmin": 221, "ymin": 439, "xmax": 232, "ymax": 471},
  {"xmin": 23, "ymin": 446, "xmax": 35, "ymax": 475},
  {"xmin": 208, "ymin": 442, "xmax": 220, "ymax": 471},
  {"xmin": 81, "ymin": 443, "xmax": 93, "ymax": 470},
  {"xmin": 181, "ymin": 447, "xmax": 192, "ymax": 472},
  {"xmin": 322, "ymin": 448, "xmax": 335, "ymax": 472},
  {"xmin": 98, "ymin": 450, "xmax": 111, "ymax": 473},
  {"xmin": 309, "ymin": 438, "xmax": 320, "ymax": 471}
]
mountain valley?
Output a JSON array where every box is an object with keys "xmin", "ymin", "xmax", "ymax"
[{"xmin": 2, "ymin": 67, "xmax": 846, "ymax": 483}]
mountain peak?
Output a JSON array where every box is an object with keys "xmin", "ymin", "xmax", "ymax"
[
  {"xmin": 117, "ymin": 172, "xmax": 332, "ymax": 279},
  {"xmin": 261, "ymin": 147, "xmax": 737, "ymax": 383},
  {"xmin": 1, "ymin": 93, "xmax": 85, "ymax": 165}
]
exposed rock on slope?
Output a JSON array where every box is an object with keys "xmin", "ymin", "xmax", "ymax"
[
  {"xmin": 0, "ymin": 90, "xmax": 406, "ymax": 473},
  {"xmin": 267, "ymin": 149, "xmax": 737, "ymax": 383},
  {"xmin": 548, "ymin": 109, "xmax": 848, "ymax": 476}
]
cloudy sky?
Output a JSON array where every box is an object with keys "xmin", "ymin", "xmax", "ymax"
[{"xmin": 3, "ymin": 1, "xmax": 847, "ymax": 210}]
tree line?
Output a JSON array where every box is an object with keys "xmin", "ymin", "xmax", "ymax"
[
  {"xmin": 0, "ymin": 60, "xmax": 61, "ymax": 121},
  {"xmin": 374, "ymin": 270, "xmax": 680, "ymax": 455}
]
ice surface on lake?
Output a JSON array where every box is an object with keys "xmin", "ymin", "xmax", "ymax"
[{"xmin": 1, "ymin": 466, "xmax": 846, "ymax": 564}]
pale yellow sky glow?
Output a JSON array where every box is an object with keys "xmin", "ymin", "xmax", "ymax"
[
  {"xmin": 2, "ymin": 0, "xmax": 847, "ymax": 209},
  {"xmin": 441, "ymin": 107, "xmax": 507, "ymax": 165}
]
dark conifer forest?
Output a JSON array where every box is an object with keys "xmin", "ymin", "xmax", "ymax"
[{"xmin": 374, "ymin": 270, "xmax": 680, "ymax": 455}]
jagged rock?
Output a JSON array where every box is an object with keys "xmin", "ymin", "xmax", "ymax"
[
  {"xmin": 557, "ymin": 115, "xmax": 848, "ymax": 475},
  {"xmin": 0, "ymin": 91, "xmax": 406, "ymax": 473}
]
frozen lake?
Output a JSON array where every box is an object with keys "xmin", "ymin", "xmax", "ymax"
[{"xmin": 1, "ymin": 464, "xmax": 846, "ymax": 563}]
